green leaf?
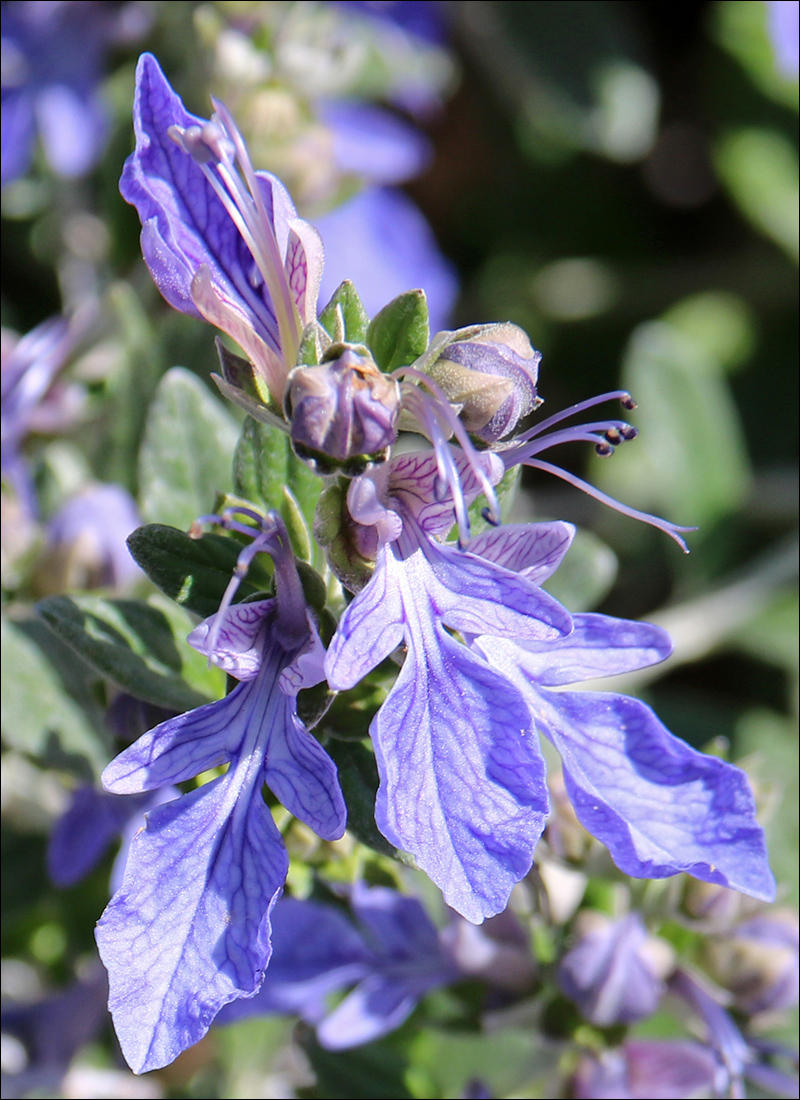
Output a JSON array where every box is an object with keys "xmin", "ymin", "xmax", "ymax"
[
  {"xmin": 36, "ymin": 595, "xmax": 209, "ymax": 712},
  {"xmin": 366, "ymin": 289, "xmax": 430, "ymax": 372},
  {"xmin": 320, "ymin": 280, "xmax": 370, "ymax": 344},
  {"xmin": 126, "ymin": 523, "xmax": 267, "ymax": 618},
  {"xmin": 233, "ymin": 417, "xmax": 290, "ymax": 512},
  {"xmin": 138, "ymin": 367, "xmax": 240, "ymax": 529},
  {"xmin": 326, "ymin": 739, "xmax": 399, "ymax": 858},
  {"xmin": 715, "ymin": 129, "xmax": 800, "ymax": 262},
  {"xmin": 1, "ymin": 617, "xmax": 108, "ymax": 776},
  {"xmin": 233, "ymin": 417, "xmax": 322, "ymax": 541},
  {"xmin": 300, "ymin": 1033, "xmax": 413, "ymax": 1100},
  {"xmin": 598, "ymin": 315, "xmax": 751, "ymax": 530}
]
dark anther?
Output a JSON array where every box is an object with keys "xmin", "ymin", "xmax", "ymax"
[
  {"xmin": 620, "ymin": 425, "xmax": 639, "ymax": 441},
  {"xmin": 620, "ymin": 394, "xmax": 637, "ymax": 410},
  {"xmin": 604, "ymin": 428, "xmax": 622, "ymax": 445},
  {"xmin": 481, "ymin": 507, "xmax": 501, "ymax": 527},
  {"xmin": 595, "ymin": 441, "xmax": 614, "ymax": 457}
]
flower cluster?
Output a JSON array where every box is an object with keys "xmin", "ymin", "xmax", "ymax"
[{"xmin": 99, "ymin": 54, "xmax": 776, "ymax": 1073}]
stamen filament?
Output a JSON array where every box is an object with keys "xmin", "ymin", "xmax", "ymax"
[
  {"xmin": 396, "ymin": 367, "xmax": 501, "ymax": 526},
  {"xmin": 515, "ymin": 390, "xmax": 635, "ymax": 443},
  {"xmin": 522, "ymin": 458, "xmax": 695, "ymax": 552}
]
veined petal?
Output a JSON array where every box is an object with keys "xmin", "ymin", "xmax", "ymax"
[
  {"xmin": 188, "ymin": 599, "xmax": 275, "ymax": 680},
  {"xmin": 479, "ymin": 613, "xmax": 672, "ymax": 687},
  {"xmin": 325, "ymin": 543, "xmax": 405, "ymax": 690},
  {"xmin": 191, "ymin": 267, "xmax": 287, "ymax": 402},
  {"xmin": 95, "ymin": 771, "xmax": 287, "ymax": 1073},
  {"xmin": 466, "ymin": 522, "xmax": 575, "ymax": 585},
  {"xmin": 101, "ymin": 688, "xmax": 249, "ymax": 793},
  {"xmin": 535, "ymin": 690, "xmax": 775, "ymax": 902},
  {"xmin": 264, "ymin": 698, "xmax": 347, "ymax": 840},
  {"xmin": 373, "ymin": 624, "xmax": 548, "ymax": 924},
  {"xmin": 421, "ymin": 537, "xmax": 572, "ymax": 641}
]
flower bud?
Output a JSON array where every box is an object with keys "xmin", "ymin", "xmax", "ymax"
[
  {"xmin": 708, "ymin": 910, "xmax": 799, "ymax": 1016},
  {"xmin": 285, "ymin": 344, "xmax": 400, "ymax": 474},
  {"xmin": 423, "ymin": 323, "xmax": 542, "ymax": 442},
  {"xmin": 558, "ymin": 912, "xmax": 672, "ymax": 1027}
]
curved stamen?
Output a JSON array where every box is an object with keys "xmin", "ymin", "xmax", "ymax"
[
  {"xmin": 400, "ymin": 384, "xmax": 473, "ymax": 545},
  {"xmin": 396, "ymin": 367, "xmax": 502, "ymax": 530},
  {"xmin": 515, "ymin": 390, "xmax": 636, "ymax": 444},
  {"xmin": 190, "ymin": 508, "xmax": 307, "ymax": 659},
  {"xmin": 521, "ymin": 458, "xmax": 695, "ymax": 552},
  {"xmin": 169, "ymin": 109, "xmax": 301, "ymax": 367}
]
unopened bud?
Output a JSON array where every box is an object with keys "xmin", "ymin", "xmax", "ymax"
[
  {"xmin": 423, "ymin": 322, "xmax": 542, "ymax": 442},
  {"xmin": 285, "ymin": 344, "xmax": 400, "ymax": 475}
]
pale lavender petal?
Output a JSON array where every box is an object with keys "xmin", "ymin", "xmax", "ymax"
[
  {"xmin": 466, "ymin": 522, "xmax": 575, "ymax": 584},
  {"xmin": 316, "ymin": 973, "xmax": 425, "ymax": 1049},
  {"xmin": 279, "ymin": 621, "xmax": 327, "ymax": 695},
  {"xmin": 325, "ymin": 543, "xmax": 405, "ymax": 690},
  {"xmin": 95, "ymin": 772, "xmax": 287, "ymax": 1073},
  {"xmin": 320, "ymin": 99, "xmax": 431, "ymax": 185},
  {"xmin": 373, "ymin": 626, "xmax": 548, "ymax": 923},
  {"xmin": 101, "ymin": 686, "xmax": 246, "ymax": 793},
  {"xmin": 263, "ymin": 699, "xmax": 347, "ymax": 840},
  {"xmin": 350, "ymin": 883, "xmax": 441, "ymax": 960},
  {"xmin": 480, "ymin": 614, "xmax": 672, "ymax": 687},
  {"xmin": 34, "ymin": 83, "xmax": 107, "ymax": 178},
  {"xmin": 558, "ymin": 913, "xmax": 664, "ymax": 1026},
  {"xmin": 536, "ymin": 691, "xmax": 775, "ymax": 901},
  {"xmin": 47, "ymin": 786, "xmax": 148, "ymax": 887},
  {"xmin": 188, "ymin": 599, "xmax": 275, "ymax": 680},
  {"xmin": 421, "ymin": 537, "xmax": 572, "ymax": 642},
  {"xmin": 384, "ymin": 448, "xmax": 504, "ymax": 536}
]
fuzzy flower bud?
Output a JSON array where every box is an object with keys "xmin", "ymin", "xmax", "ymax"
[
  {"xmin": 422, "ymin": 322, "xmax": 542, "ymax": 442},
  {"xmin": 285, "ymin": 343, "xmax": 401, "ymax": 473}
]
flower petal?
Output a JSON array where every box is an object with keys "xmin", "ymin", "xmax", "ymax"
[
  {"xmin": 264, "ymin": 697, "xmax": 347, "ymax": 840},
  {"xmin": 325, "ymin": 544, "xmax": 405, "ymax": 690},
  {"xmin": 479, "ymin": 613, "xmax": 672, "ymax": 687},
  {"xmin": 423, "ymin": 538, "xmax": 572, "ymax": 641},
  {"xmin": 373, "ymin": 625, "xmax": 548, "ymax": 923},
  {"xmin": 315, "ymin": 973, "xmax": 425, "ymax": 1050},
  {"xmin": 467, "ymin": 521, "xmax": 575, "ymax": 584},
  {"xmin": 188, "ymin": 599, "xmax": 275, "ymax": 680},
  {"xmin": 101, "ymin": 685, "xmax": 249, "ymax": 793},
  {"xmin": 536, "ymin": 690, "xmax": 775, "ymax": 901},
  {"xmin": 217, "ymin": 896, "xmax": 372, "ymax": 1024},
  {"xmin": 95, "ymin": 772, "xmax": 287, "ymax": 1073}
]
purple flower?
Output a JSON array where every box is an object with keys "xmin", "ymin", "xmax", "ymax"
[
  {"xmin": 120, "ymin": 54, "xmax": 323, "ymax": 409},
  {"xmin": 47, "ymin": 784, "xmax": 172, "ymax": 890},
  {"xmin": 95, "ymin": 517, "xmax": 346, "ymax": 1073},
  {"xmin": 44, "ymin": 483, "xmax": 142, "ymax": 590},
  {"xmin": 1, "ymin": 314, "xmax": 85, "ymax": 516},
  {"xmin": 221, "ymin": 883, "xmax": 533, "ymax": 1049},
  {"xmin": 1, "ymin": 1, "xmax": 118, "ymax": 186},
  {"xmin": 767, "ymin": 1, "xmax": 800, "ymax": 77},
  {"xmin": 557, "ymin": 912, "xmax": 667, "ymax": 1027},
  {"xmin": 420, "ymin": 322, "xmax": 542, "ymax": 442},
  {"xmin": 573, "ymin": 1040, "xmax": 719, "ymax": 1100},
  {"xmin": 285, "ymin": 344, "xmax": 401, "ymax": 470},
  {"xmin": 326, "ymin": 448, "xmax": 574, "ymax": 923},
  {"xmin": 327, "ymin": 445, "xmax": 773, "ymax": 923}
]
